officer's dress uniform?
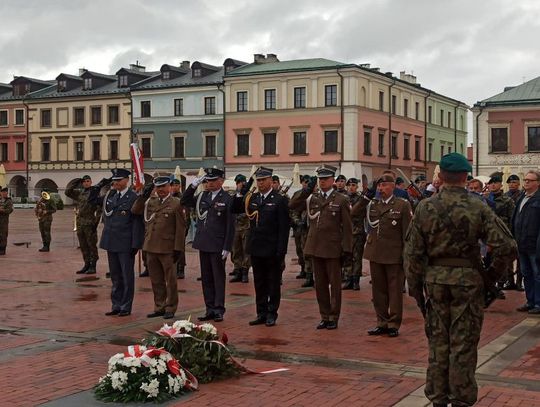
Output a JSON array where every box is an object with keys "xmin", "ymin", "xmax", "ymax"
[{"xmin": 0, "ymin": 190, "xmax": 13, "ymax": 255}]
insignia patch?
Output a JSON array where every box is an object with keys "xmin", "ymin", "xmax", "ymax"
[{"xmin": 391, "ymin": 220, "xmax": 397, "ymax": 226}]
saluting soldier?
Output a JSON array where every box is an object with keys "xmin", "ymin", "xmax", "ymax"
[
  {"xmin": 65, "ymin": 175, "xmax": 104, "ymax": 275},
  {"xmin": 404, "ymin": 153, "xmax": 517, "ymax": 407},
  {"xmin": 181, "ymin": 168, "xmax": 235, "ymax": 323},
  {"xmin": 0, "ymin": 186, "xmax": 14, "ymax": 255},
  {"xmin": 100, "ymin": 168, "xmax": 144, "ymax": 317},
  {"xmin": 132, "ymin": 176, "xmax": 186, "ymax": 320},
  {"xmin": 364, "ymin": 174, "xmax": 412, "ymax": 338},
  {"xmin": 230, "ymin": 174, "xmax": 251, "ymax": 284},
  {"xmin": 289, "ymin": 165, "xmax": 353, "ymax": 330},
  {"xmin": 35, "ymin": 189, "xmax": 57, "ymax": 252}
]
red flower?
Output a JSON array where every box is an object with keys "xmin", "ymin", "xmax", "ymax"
[
  {"xmin": 167, "ymin": 359, "xmax": 180, "ymax": 376},
  {"xmin": 221, "ymin": 332, "xmax": 229, "ymax": 345}
]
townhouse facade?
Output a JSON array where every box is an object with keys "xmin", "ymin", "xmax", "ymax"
[{"xmin": 473, "ymin": 76, "xmax": 540, "ymax": 177}]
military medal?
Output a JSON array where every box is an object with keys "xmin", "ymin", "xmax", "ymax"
[
  {"xmin": 165, "ymin": 213, "xmax": 169, "ymax": 218},
  {"xmin": 392, "ymin": 220, "xmax": 397, "ymax": 226}
]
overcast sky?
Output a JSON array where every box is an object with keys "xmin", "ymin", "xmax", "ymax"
[{"xmin": 1, "ymin": 0, "xmax": 539, "ymax": 109}]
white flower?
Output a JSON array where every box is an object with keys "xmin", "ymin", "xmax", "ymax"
[
  {"xmin": 108, "ymin": 353, "xmax": 123, "ymax": 367},
  {"xmin": 140, "ymin": 378, "xmax": 160, "ymax": 398},
  {"xmin": 156, "ymin": 363, "xmax": 166, "ymax": 374},
  {"xmin": 149, "ymin": 367, "xmax": 157, "ymax": 376},
  {"xmin": 172, "ymin": 320, "xmax": 196, "ymax": 332},
  {"xmin": 199, "ymin": 323, "xmax": 217, "ymax": 336},
  {"xmin": 110, "ymin": 371, "xmax": 128, "ymax": 390},
  {"xmin": 167, "ymin": 376, "xmax": 176, "ymax": 393},
  {"xmin": 130, "ymin": 367, "xmax": 137, "ymax": 373}
]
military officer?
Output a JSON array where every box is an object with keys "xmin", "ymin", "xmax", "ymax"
[
  {"xmin": 364, "ymin": 174, "xmax": 412, "ymax": 338},
  {"xmin": 404, "ymin": 153, "xmax": 517, "ymax": 407},
  {"xmin": 170, "ymin": 178, "xmax": 188, "ymax": 279},
  {"xmin": 230, "ymin": 174, "xmax": 251, "ymax": 283},
  {"xmin": 66, "ymin": 175, "xmax": 104, "ymax": 275},
  {"xmin": 0, "ymin": 186, "xmax": 14, "ymax": 255},
  {"xmin": 334, "ymin": 174, "xmax": 347, "ymax": 195},
  {"xmin": 181, "ymin": 168, "xmax": 235, "ymax": 322},
  {"xmin": 100, "ymin": 168, "xmax": 144, "ymax": 317},
  {"xmin": 289, "ymin": 165, "xmax": 353, "ymax": 330},
  {"xmin": 35, "ymin": 189, "xmax": 57, "ymax": 252},
  {"xmin": 132, "ymin": 176, "xmax": 186, "ymax": 320},
  {"xmin": 271, "ymin": 175, "xmax": 281, "ymax": 192},
  {"xmin": 506, "ymin": 174, "xmax": 522, "ymax": 203}
]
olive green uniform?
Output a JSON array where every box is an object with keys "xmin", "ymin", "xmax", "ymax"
[
  {"xmin": 290, "ymin": 189, "xmax": 312, "ymax": 284},
  {"xmin": 0, "ymin": 196, "xmax": 14, "ymax": 254},
  {"xmin": 344, "ymin": 192, "xmax": 368, "ymax": 288},
  {"xmin": 37, "ymin": 199, "xmax": 57, "ymax": 248}
]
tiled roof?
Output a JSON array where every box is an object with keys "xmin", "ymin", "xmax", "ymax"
[
  {"xmin": 27, "ymin": 80, "xmax": 130, "ymax": 99},
  {"xmin": 56, "ymin": 73, "xmax": 82, "ymax": 81},
  {"xmin": 476, "ymin": 75, "xmax": 540, "ymax": 106},
  {"xmin": 131, "ymin": 67, "xmax": 224, "ymax": 91},
  {"xmin": 225, "ymin": 58, "xmax": 349, "ymax": 76}
]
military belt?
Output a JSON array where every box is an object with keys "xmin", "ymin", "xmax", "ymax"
[{"xmin": 428, "ymin": 258, "xmax": 473, "ymax": 267}]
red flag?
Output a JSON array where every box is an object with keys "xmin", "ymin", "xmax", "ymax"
[{"xmin": 130, "ymin": 143, "xmax": 145, "ymax": 191}]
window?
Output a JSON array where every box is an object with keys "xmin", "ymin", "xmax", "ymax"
[
  {"xmin": 83, "ymin": 78, "xmax": 92, "ymax": 90},
  {"xmin": 415, "ymin": 138, "xmax": 421, "ymax": 160},
  {"xmin": 42, "ymin": 141, "xmax": 51, "ymax": 161},
  {"xmin": 0, "ymin": 143, "xmax": 7, "ymax": 161},
  {"xmin": 364, "ymin": 129, "xmax": 372, "ymax": 155},
  {"xmin": 404, "ymin": 136, "xmax": 410, "ymax": 159},
  {"xmin": 193, "ymin": 68, "xmax": 202, "ymax": 78},
  {"xmin": 491, "ymin": 128, "xmax": 508, "ymax": 153},
  {"xmin": 428, "ymin": 106, "xmax": 432, "ymax": 123},
  {"xmin": 141, "ymin": 138, "xmax": 151, "ymax": 158},
  {"xmin": 174, "ymin": 99, "xmax": 183, "ymax": 116},
  {"xmin": 41, "ymin": 109, "xmax": 51, "ymax": 127},
  {"xmin": 15, "ymin": 109, "xmax": 24, "ymax": 125},
  {"xmin": 440, "ymin": 145, "xmax": 445, "ymax": 159},
  {"xmin": 0, "ymin": 110, "xmax": 7, "ymax": 126},
  {"xmin": 403, "ymin": 99, "xmax": 409, "ymax": 117},
  {"xmin": 14, "ymin": 84, "xmax": 30, "ymax": 96},
  {"xmin": 325, "ymin": 85, "xmax": 337, "ymax": 107},
  {"xmin": 294, "ymin": 87, "xmax": 306, "ymax": 108},
  {"xmin": 237, "ymin": 134, "xmax": 249, "ymax": 156},
  {"xmin": 263, "ymin": 132, "xmax": 276, "ymax": 155},
  {"xmin": 379, "ymin": 91, "xmax": 385, "ymax": 111},
  {"xmin": 415, "ymin": 102, "xmax": 420, "ymax": 120},
  {"xmin": 16, "ymin": 142, "xmax": 24, "ymax": 161},
  {"xmin": 92, "ymin": 140, "xmax": 100, "ymax": 161},
  {"xmin": 109, "ymin": 140, "xmax": 119, "ymax": 160},
  {"xmin": 204, "ymin": 97, "xmax": 216, "ymax": 115},
  {"xmin": 293, "ymin": 131, "xmax": 307, "ymax": 154},
  {"xmin": 118, "ymin": 75, "xmax": 128, "ymax": 87},
  {"xmin": 90, "ymin": 106, "xmax": 101, "ymax": 125},
  {"xmin": 58, "ymin": 80, "xmax": 67, "ymax": 92},
  {"xmin": 75, "ymin": 141, "xmax": 84, "ymax": 161},
  {"xmin": 378, "ymin": 132, "xmax": 385, "ymax": 156},
  {"xmin": 440, "ymin": 109, "xmax": 444, "ymax": 126},
  {"xmin": 448, "ymin": 145, "xmax": 452, "ymax": 154},
  {"xmin": 162, "ymin": 71, "xmax": 170, "ymax": 80},
  {"xmin": 460, "ymin": 115, "xmax": 464, "ymax": 130},
  {"xmin": 74, "ymin": 107, "xmax": 85, "ymax": 126},
  {"xmin": 173, "ymin": 137, "xmax": 185, "ymax": 158},
  {"xmin": 108, "ymin": 105, "xmax": 119, "ymax": 124},
  {"xmin": 236, "ymin": 92, "xmax": 248, "ymax": 112},
  {"xmin": 391, "ymin": 95, "xmax": 397, "ymax": 114},
  {"xmin": 428, "ymin": 142, "xmax": 433, "ymax": 161},
  {"xmin": 324, "ymin": 130, "xmax": 338, "ymax": 153},
  {"xmin": 460, "ymin": 143, "xmax": 464, "ymax": 154},
  {"xmin": 527, "ymin": 126, "xmax": 540, "ymax": 152},
  {"xmin": 264, "ymin": 89, "xmax": 276, "ymax": 110},
  {"xmin": 141, "ymin": 101, "xmax": 151, "ymax": 118},
  {"xmin": 205, "ymin": 135, "xmax": 216, "ymax": 157},
  {"xmin": 448, "ymin": 111, "xmax": 452, "ymax": 128},
  {"xmin": 391, "ymin": 132, "xmax": 398, "ymax": 158}
]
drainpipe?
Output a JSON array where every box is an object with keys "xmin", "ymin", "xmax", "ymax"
[
  {"xmin": 337, "ymin": 68, "xmax": 344, "ymax": 164},
  {"xmin": 217, "ymin": 82, "xmax": 226, "ymax": 172},
  {"xmin": 22, "ymin": 96, "xmax": 30, "ymax": 198},
  {"xmin": 475, "ymin": 105, "xmax": 485, "ymax": 176},
  {"xmin": 388, "ymin": 79, "xmax": 395, "ymax": 169},
  {"xmin": 423, "ymin": 90, "xmax": 432, "ymax": 170},
  {"xmin": 454, "ymin": 104, "xmax": 458, "ymax": 148}
]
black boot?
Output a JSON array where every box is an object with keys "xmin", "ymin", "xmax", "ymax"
[
  {"xmin": 139, "ymin": 268, "xmax": 149, "ymax": 277},
  {"xmin": 230, "ymin": 268, "xmax": 242, "ymax": 283},
  {"xmin": 85, "ymin": 261, "xmax": 96, "ymax": 274},
  {"xmin": 302, "ymin": 273, "xmax": 314, "ymax": 288},
  {"xmin": 0, "ymin": 246, "xmax": 6, "ymax": 255},
  {"xmin": 342, "ymin": 276, "xmax": 354, "ymax": 290},
  {"xmin": 39, "ymin": 244, "xmax": 49, "ymax": 252},
  {"xmin": 241, "ymin": 268, "xmax": 249, "ymax": 283},
  {"xmin": 296, "ymin": 266, "xmax": 306, "ymax": 279},
  {"xmin": 176, "ymin": 263, "xmax": 185, "ymax": 279},
  {"xmin": 353, "ymin": 275, "xmax": 360, "ymax": 291},
  {"xmin": 76, "ymin": 262, "xmax": 89, "ymax": 274}
]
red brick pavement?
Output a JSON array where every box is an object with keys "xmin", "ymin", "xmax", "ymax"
[{"xmin": 501, "ymin": 342, "xmax": 540, "ymax": 381}]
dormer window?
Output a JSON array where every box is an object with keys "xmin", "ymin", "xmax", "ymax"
[
  {"xmin": 225, "ymin": 65, "xmax": 234, "ymax": 73},
  {"xmin": 193, "ymin": 68, "xmax": 202, "ymax": 78},
  {"xmin": 58, "ymin": 80, "xmax": 67, "ymax": 92},
  {"xmin": 162, "ymin": 71, "xmax": 170, "ymax": 80},
  {"xmin": 13, "ymin": 84, "xmax": 30, "ymax": 97},
  {"xmin": 118, "ymin": 75, "xmax": 128, "ymax": 87},
  {"xmin": 83, "ymin": 78, "xmax": 92, "ymax": 90}
]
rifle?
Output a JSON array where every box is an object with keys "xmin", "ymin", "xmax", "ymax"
[{"xmin": 396, "ymin": 167, "xmax": 424, "ymax": 200}]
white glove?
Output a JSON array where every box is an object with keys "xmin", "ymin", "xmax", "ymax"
[
  {"xmin": 221, "ymin": 250, "xmax": 230, "ymax": 260},
  {"xmin": 191, "ymin": 175, "xmax": 206, "ymax": 187}
]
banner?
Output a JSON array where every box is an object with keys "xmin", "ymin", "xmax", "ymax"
[{"xmin": 130, "ymin": 142, "xmax": 145, "ymax": 190}]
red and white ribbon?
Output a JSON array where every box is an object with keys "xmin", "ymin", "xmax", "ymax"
[{"xmin": 130, "ymin": 142, "xmax": 145, "ymax": 190}]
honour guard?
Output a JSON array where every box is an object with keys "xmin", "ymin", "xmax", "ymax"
[
  {"xmin": 0, "ymin": 186, "xmax": 14, "ymax": 255},
  {"xmin": 181, "ymin": 168, "xmax": 235, "ymax": 323},
  {"xmin": 289, "ymin": 165, "xmax": 353, "ymax": 330},
  {"xmin": 35, "ymin": 189, "xmax": 57, "ymax": 252},
  {"xmin": 100, "ymin": 168, "xmax": 144, "ymax": 317},
  {"xmin": 132, "ymin": 176, "xmax": 186, "ymax": 320},
  {"xmin": 364, "ymin": 174, "xmax": 412, "ymax": 338},
  {"xmin": 230, "ymin": 174, "xmax": 251, "ymax": 283}
]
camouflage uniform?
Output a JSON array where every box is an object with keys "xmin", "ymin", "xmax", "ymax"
[
  {"xmin": 404, "ymin": 186, "xmax": 517, "ymax": 406},
  {"xmin": 231, "ymin": 212, "xmax": 251, "ymax": 282},
  {"xmin": 290, "ymin": 188, "xmax": 313, "ymax": 286},
  {"xmin": 65, "ymin": 183, "xmax": 102, "ymax": 269},
  {"xmin": 0, "ymin": 195, "xmax": 14, "ymax": 254},
  {"xmin": 488, "ymin": 191, "xmax": 516, "ymax": 286},
  {"xmin": 344, "ymin": 192, "xmax": 368, "ymax": 290},
  {"xmin": 37, "ymin": 198, "xmax": 57, "ymax": 249}
]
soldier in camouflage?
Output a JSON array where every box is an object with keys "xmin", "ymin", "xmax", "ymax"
[
  {"xmin": 290, "ymin": 175, "xmax": 313, "ymax": 287},
  {"xmin": 35, "ymin": 190, "xmax": 57, "ymax": 252},
  {"xmin": 230, "ymin": 174, "xmax": 251, "ymax": 283},
  {"xmin": 66, "ymin": 175, "xmax": 103, "ymax": 274},
  {"xmin": 404, "ymin": 153, "xmax": 517, "ymax": 407},
  {"xmin": 506, "ymin": 174, "xmax": 524, "ymax": 291},
  {"xmin": 0, "ymin": 186, "xmax": 14, "ymax": 255},
  {"xmin": 171, "ymin": 178, "xmax": 188, "ymax": 279}
]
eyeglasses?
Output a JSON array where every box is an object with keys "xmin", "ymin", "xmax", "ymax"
[{"xmin": 524, "ymin": 178, "xmax": 539, "ymax": 182}]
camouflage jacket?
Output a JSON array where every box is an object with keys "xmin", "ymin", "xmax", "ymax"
[
  {"xmin": 349, "ymin": 192, "xmax": 367, "ymax": 235},
  {"xmin": 487, "ymin": 191, "xmax": 515, "ymax": 229},
  {"xmin": 65, "ymin": 185, "xmax": 102, "ymax": 227},
  {"xmin": 506, "ymin": 189, "xmax": 522, "ymax": 204},
  {"xmin": 289, "ymin": 189, "xmax": 308, "ymax": 231},
  {"xmin": 0, "ymin": 197, "xmax": 14, "ymax": 220},
  {"xmin": 36, "ymin": 198, "xmax": 56, "ymax": 223},
  {"xmin": 404, "ymin": 186, "xmax": 517, "ymax": 292}
]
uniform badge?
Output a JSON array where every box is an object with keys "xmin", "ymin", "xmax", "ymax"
[
  {"xmin": 391, "ymin": 220, "xmax": 397, "ymax": 226},
  {"xmin": 121, "ymin": 210, "xmax": 127, "ymax": 215},
  {"xmin": 217, "ymin": 212, "xmax": 222, "ymax": 216},
  {"xmin": 165, "ymin": 213, "xmax": 169, "ymax": 218}
]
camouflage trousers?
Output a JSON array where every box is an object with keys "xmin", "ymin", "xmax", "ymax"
[
  {"xmin": 77, "ymin": 224, "xmax": 99, "ymax": 263},
  {"xmin": 293, "ymin": 227, "xmax": 305, "ymax": 268},
  {"xmin": 232, "ymin": 228, "xmax": 250, "ymax": 269},
  {"xmin": 344, "ymin": 232, "xmax": 366, "ymax": 278},
  {"xmin": 424, "ymin": 282, "xmax": 484, "ymax": 406},
  {"xmin": 300, "ymin": 228, "xmax": 312, "ymax": 275},
  {"xmin": 0, "ymin": 220, "xmax": 8, "ymax": 248},
  {"xmin": 39, "ymin": 219, "xmax": 52, "ymax": 246}
]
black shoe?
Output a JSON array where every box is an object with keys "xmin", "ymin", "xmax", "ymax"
[
  {"xmin": 76, "ymin": 263, "xmax": 89, "ymax": 274},
  {"xmin": 147, "ymin": 311, "xmax": 165, "ymax": 318},
  {"xmin": 503, "ymin": 281, "xmax": 517, "ymax": 290},
  {"xmin": 265, "ymin": 317, "xmax": 276, "ymax": 327},
  {"xmin": 198, "ymin": 313, "xmax": 215, "ymax": 321},
  {"xmin": 249, "ymin": 316, "xmax": 266, "ymax": 326},
  {"xmin": 229, "ymin": 274, "xmax": 242, "ymax": 283},
  {"xmin": 316, "ymin": 320, "xmax": 329, "ymax": 330},
  {"xmin": 118, "ymin": 311, "xmax": 131, "ymax": 317},
  {"xmin": 353, "ymin": 276, "xmax": 360, "ymax": 291},
  {"xmin": 516, "ymin": 283, "xmax": 525, "ymax": 292},
  {"xmin": 213, "ymin": 314, "xmax": 224, "ymax": 322},
  {"xmin": 176, "ymin": 268, "xmax": 185, "ymax": 279},
  {"xmin": 342, "ymin": 278, "xmax": 354, "ymax": 290},
  {"xmin": 163, "ymin": 312, "xmax": 175, "ymax": 319},
  {"xmin": 105, "ymin": 272, "xmax": 111, "ymax": 279},
  {"xmin": 241, "ymin": 268, "xmax": 249, "ymax": 283},
  {"xmin": 38, "ymin": 246, "xmax": 49, "ymax": 252},
  {"xmin": 139, "ymin": 269, "xmax": 149, "ymax": 277},
  {"xmin": 229, "ymin": 268, "xmax": 240, "ymax": 276},
  {"xmin": 302, "ymin": 276, "xmax": 314, "ymax": 288},
  {"xmin": 368, "ymin": 326, "xmax": 388, "ymax": 336},
  {"xmin": 295, "ymin": 270, "xmax": 306, "ymax": 279},
  {"xmin": 433, "ymin": 403, "xmax": 448, "ymax": 407},
  {"xmin": 387, "ymin": 328, "xmax": 399, "ymax": 337},
  {"xmin": 197, "ymin": 276, "xmax": 202, "ymax": 281},
  {"xmin": 84, "ymin": 263, "xmax": 96, "ymax": 275},
  {"xmin": 105, "ymin": 310, "xmax": 119, "ymax": 316},
  {"xmin": 326, "ymin": 321, "xmax": 338, "ymax": 330}
]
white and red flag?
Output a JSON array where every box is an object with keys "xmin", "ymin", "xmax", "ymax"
[{"xmin": 130, "ymin": 142, "xmax": 145, "ymax": 191}]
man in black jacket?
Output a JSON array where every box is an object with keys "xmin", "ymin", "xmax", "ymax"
[{"xmin": 513, "ymin": 170, "xmax": 540, "ymax": 314}]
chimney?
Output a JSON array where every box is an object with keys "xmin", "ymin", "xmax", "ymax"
[
  {"xmin": 78, "ymin": 68, "xmax": 87, "ymax": 76},
  {"xmin": 180, "ymin": 61, "xmax": 190, "ymax": 70},
  {"xmin": 399, "ymin": 71, "xmax": 417, "ymax": 84},
  {"xmin": 254, "ymin": 54, "xmax": 265, "ymax": 64},
  {"xmin": 129, "ymin": 62, "xmax": 146, "ymax": 72},
  {"xmin": 385, "ymin": 71, "xmax": 393, "ymax": 78},
  {"xmin": 359, "ymin": 63, "xmax": 371, "ymax": 69},
  {"xmin": 266, "ymin": 53, "xmax": 279, "ymax": 63},
  {"xmin": 504, "ymin": 86, "xmax": 516, "ymax": 92}
]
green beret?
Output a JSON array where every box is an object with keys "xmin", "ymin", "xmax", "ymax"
[
  {"xmin": 81, "ymin": 175, "xmax": 91, "ymax": 181},
  {"xmin": 488, "ymin": 175, "xmax": 502, "ymax": 184},
  {"xmin": 234, "ymin": 174, "xmax": 247, "ymax": 183},
  {"xmin": 439, "ymin": 153, "xmax": 472, "ymax": 173},
  {"xmin": 170, "ymin": 178, "xmax": 181, "ymax": 185},
  {"xmin": 507, "ymin": 174, "xmax": 520, "ymax": 182}
]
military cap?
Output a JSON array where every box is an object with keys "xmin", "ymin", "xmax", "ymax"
[
  {"xmin": 301, "ymin": 174, "xmax": 311, "ymax": 183},
  {"xmin": 335, "ymin": 174, "xmax": 347, "ymax": 182},
  {"xmin": 81, "ymin": 175, "xmax": 91, "ymax": 181},
  {"xmin": 395, "ymin": 177, "xmax": 405, "ymax": 185},
  {"xmin": 170, "ymin": 178, "xmax": 181, "ymax": 185},
  {"xmin": 254, "ymin": 167, "xmax": 273, "ymax": 179},
  {"xmin": 346, "ymin": 177, "xmax": 359, "ymax": 185},
  {"xmin": 204, "ymin": 168, "xmax": 225, "ymax": 180},
  {"xmin": 414, "ymin": 175, "xmax": 426, "ymax": 183},
  {"xmin": 487, "ymin": 175, "xmax": 502, "ymax": 184},
  {"xmin": 272, "ymin": 175, "xmax": 280, "ymax": 182},
  {"xmin": 439, "ymin": 153, "xmax": 472, "ymax": 173},
  {"xmin": 0, "ymin": 186, "xmax": 7, "ymax": 192},
  {"xmin": 111, "ymin": 168, "xmax": 131, "ymax": 180},
  {"xmin": 377, "ymin": 174, "xmax": 395, "ymax": 184},
  {"xmin": 153, "ymin": 176, "xmax": 171, "ymax": 187},
  {"xmin": 234, "ymin": 174, "xmax": 247, "ymax": 183},
  {"xmin": 507, "ymin": 174, "xmax": 520, "ymax": 183},
  {"xmin": 316, "ymin": 164, "xmax": 337, "ymax": 178},
  {"xmin": 467, "ymin": 175, "xmax": 474, "ymax": 181}
]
